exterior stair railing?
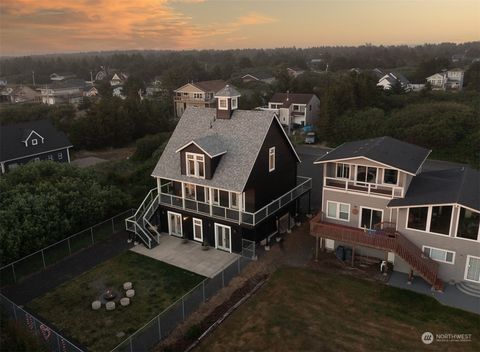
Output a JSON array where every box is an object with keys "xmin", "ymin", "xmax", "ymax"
[{"xmin": 125, "ymin": 188, "xmax": 159, "ymax": 249}]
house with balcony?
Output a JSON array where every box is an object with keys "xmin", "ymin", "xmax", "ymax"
[
  {"xmin": 310, "ymin": 136, "xmax": 480, "ymax": 292},
  {"xmin": 267, "ymin": 92, "xmax": 320, "ymax": 129},
  {"xmin": 127, "ymin": 85, "xmax": 312, "ymax": 254},
  {"xmin": 0, "ymin": 119, "xmax": 72, "ymax": 173},
  {"xmin": 426, "ymin": 69, "xmax": 465, "ymax": 91},
  {"xmin": 173, "ymin": 80, "xmax": 227, "ymax": 118},
  {"xmin": 39, "ymin": 79, "xmax": 86, "ymax": 105}
]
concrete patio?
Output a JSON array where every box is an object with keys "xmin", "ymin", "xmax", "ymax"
[
  {"xmin": 130, "ymin": 235, "xmax": 239, "ymax": 278},
  {"xmin": 388, "ymin": 271, "xmax": 480, "ymax": 315}
]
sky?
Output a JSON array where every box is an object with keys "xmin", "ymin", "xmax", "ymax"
[{"xmin": 0, "ymin": 0, "xmax": 479, "ymax": 56}]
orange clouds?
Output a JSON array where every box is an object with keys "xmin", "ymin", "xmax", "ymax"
[{"xmin": 0, "ymin": 0, "xmax": 276, "ymax": 54}]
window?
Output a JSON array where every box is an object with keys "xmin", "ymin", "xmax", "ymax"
[
  {"xmin": 193, "ymin": 218, "xmax": 203, "ymax": 242},
  {"xmin": 269, "ymin": 147, "xmax": 275, "ymax": 172},
  {"xmin": 47, "ymin": 155, "xmax": 53, "ymax": 160},
  {"xmin": 219, "ymin": 98, "xmax": 227, "ymax": 109},
  {"xmin": 457, "ymin": 208, "xmax": 479, "ymax": 240},
  {"xmin": 383, "ymin": 169, "xmax": 398, "ymax": 185},
  {"xmin": 423, "ymin": 246, "xmax": 455, "ymax": 264},
  {"xmin": 31, "ymin": 139, "xmax": 38, "ymax": 146},
  {"xmin": 293, "ymin": 105, "xmax": 300, "ymax": 111},
  {"xmin": 193, "ymin": 93, "xmax": 202, "ymax": 99},
  {"xmin": 186, "ymin": 153, "xmax": 205, "ymax": 178},
  {"xmin": 430, "ymin": 206, "xmax": 452, "ymax": 235},
  {"xmin": 407, "ymin": 207, "xmax": 428, "ymax": 231},
  {"xmin": 326, "ymin": 201, "xmax": 350, "ymax": 221},
  {"xmin": 336, "ymin": 163, "xmax": 350, "ymax": 179},
  {"xmin": 407, "ymin": 205, "xmax": 453, "ymax": 235},
  {"xmin": 230, "ymin": 193, "xmax": 239, "ymax": 209},
  {"xmin": 184, "ymin": 183, "xmax": 196, "ymax": 200},
  {"xmin": 231, "ymin": 98, "xmax": 237, "ymax": 109},
  {"xmin": 58, "ymin": 152, "xmax": 63, "ymax": 160},
  {"xmin": 356, "ymin": 166, "xmax": 377, "ymax": 183},
  {"xmin": 33, "ymin": 157, "xmax": 40, "ymax": 162},
  {"xmin": 212, "ymin": 189, "xmax": 220, "ymax": 205}
]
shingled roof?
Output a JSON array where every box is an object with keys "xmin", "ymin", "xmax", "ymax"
[
  {"xmin": 192, "ymin": 80, "xmax": 227, "ymax": 93},
  {"xmin": 388, "ymin": 167, "xmax": 480, "ymax": 211},
  {"xmin": 269, "ymin": 92, "xmax": 316, "ymax": 108},
  {"xmin": 152, "ymin": 107, "xmax": 299, "ymax": 192},
  {"xmin": 0, "ymin": 120, "xmax": 72, "ymax": 162},
  {"xmin": 314, "ymin": 136, "xmax": 431, "ymax": 175}
]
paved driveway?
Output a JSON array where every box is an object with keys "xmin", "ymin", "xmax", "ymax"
[{"xmin": 131, "ymin": 235, "xmax": 239, "ymax": 278}]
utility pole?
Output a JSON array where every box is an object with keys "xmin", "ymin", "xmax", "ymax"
[{"xmin": 32, "ymin": 71, "xmax": 36, "ymax": 87}]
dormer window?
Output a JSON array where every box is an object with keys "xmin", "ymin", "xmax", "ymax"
[
  {"xmin": 31, "ymin": 139, "xmax": 38, "ymax": 146},
  {"xmin": 231, "ymin": 98, "xmax": 238, "ymax": 109},
  {"xmin": 269, "ymin": 147, "xmax": 275, "ymax": 172},
  {"xmin": 186, "ymin": 153, "xmax": 205, "ymax": 178}
]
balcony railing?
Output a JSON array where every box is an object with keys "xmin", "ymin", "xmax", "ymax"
[
  {"xmin": 324, "ymin": 177, "xmax": 403, "ymax": 198},
  {"xmin": 173, "ymin": 96, "xmax": 214, "ymax": 103},
  {"xmin": 159, "ymin": 176, "xmax": 312, "ymax": 226},
  {"xmin": 310, "ymin": 213, "xmax": 442, "ymax": 290}
]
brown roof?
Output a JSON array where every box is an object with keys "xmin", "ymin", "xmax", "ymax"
[
  {"xmin": 270, "ymin": 92, "xmax": 316, "ymax": 108},
  {"xmin": 193, "ymin": 80, "xmax": 227, "ymax": 93}
]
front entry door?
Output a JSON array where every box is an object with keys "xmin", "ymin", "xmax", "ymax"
[
  {"xmin": 360, "ymin": 208, "xmax": 383, "ymax": 229},
  {"xmin": 215, "ymin": 224, "xmax": 231, "ymax": 252},
  {"xmin": 465, "ymin": 256, "xmax": 480, "ymax": 283},
  {"xmin": 167, "ymin": 211, "xmax": 182, "ymax": 237}
]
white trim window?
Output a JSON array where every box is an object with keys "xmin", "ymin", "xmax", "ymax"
[
  {"xmin": 32, "ymin": 139, "xmax": 38, "ymax": 146},
  {"xmin": 423, "ymin": 246, "xmax": 455, "ymax": 264},
  {"xmin": 212, "ymin": 189, "xmax": 220, "ymax": 205},
  {"xmin": 269, "ymin": 147, "xmax": 275, "ymax": 172},
  {"xmin": 184, "ymin": 183, "xmax": 196, "ymax": 200},
  {"xmin": 58, "ymin": 152, "xmax": 63, "ymax": 160},
  {"xmin": 231, "ymin": 97, "xmax": 238, "ymax": 109},
  {"xmin": 326, "ymin": 201, "xmax": 350, "ymax": 222},
  {"xmin": 230, "ymin": 192, "xmax": 239, "ymax": 209},
  {"xmin": 465, "ymin": 255, "xmax": 480, "ymax": 283},
  {"xmin": 336, "ymin": 163, "xmax": 350, "ymax": 179},
  {"xmin": 167, "ymin": 211, "xmax": 183, "ymax": 237},
  {"xmin": 356, "ymin": 166, "xmax": 377, "ymax": 184},
  {"xmin": 218, "ymin": 98, "xmax": 228, "ymax": 110},
  {"xmin": 186, "ymin": 153, "xmax": 205, "ymax": 178},
  {"xmin": 215, "ymin": 223, "xmax": 232, "ymax": 252},
  {"xmin": 383, "ymin": 169, "xmax": 398, "ymax": 185},
  {"xmin": 193, "ymin": 218, "xmax": 203, "ymax": 242},
  {"xmin": 456, "ymin": 207, "xmax": 480, "ymax": 241},
  {"xmin": 47, "ymin": 155, "xmax": 53, "ymax": 160},
  {"xmin": 407, "ymin": 205, "xmax": 453, "ymax": 236}
]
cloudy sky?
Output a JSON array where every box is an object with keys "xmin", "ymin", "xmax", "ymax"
[{"xmin": 1, "ymin": 0, "xmax": 479, "ymax": 55}]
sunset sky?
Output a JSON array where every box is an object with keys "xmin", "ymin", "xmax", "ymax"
[{"xmin": 1, "ymin": 0, "xmax": 479, "ymax": 56}]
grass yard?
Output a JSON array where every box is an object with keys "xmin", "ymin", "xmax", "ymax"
[
  {"xmin": 28, "ymin": 251, "xmax": 204, "ymax": 352},
  {"xmin": 198, "ymin": 267, "xmax": 480, "ymax": 352}
]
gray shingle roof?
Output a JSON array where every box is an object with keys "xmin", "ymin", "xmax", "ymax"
[
  {"xmin": 269, "ymin": 92, "xmax": 316, "ymax": 108},
  {"xmin": 0, "ymin": 120, "xmax": 72, "ymax": 162},
  {"xmin": 152, "ymin": 108, "xmax": 281, "ymax": 192},
  {"xmin": 176, "ymin": 134, "xmax": 227, "ymax": 158},
  {"xmin": 388, "ymin": 167, "xmax": 480, "ymax": 211},
  {"xmin": 215, "ymin": 85, "xmax": 241, "ymax": 97},
  {"xmin": 314, "ymin": 136, "xmax": 431, "ymax": 175}
]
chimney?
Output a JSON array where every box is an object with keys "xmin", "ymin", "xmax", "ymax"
[{"xmin": 214, "ymin": 84, "xmax": 241, "ymax": 120}]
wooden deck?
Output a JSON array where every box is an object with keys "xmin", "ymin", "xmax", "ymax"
[{"xmin": 310, "ymin": 213, "xmax": 443, "ymax": 290}]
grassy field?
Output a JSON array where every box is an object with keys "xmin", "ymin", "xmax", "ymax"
[
  {"xmin": 198, "ymin": 267, "xmax": 480, "ymax": 352},
  {"xmin": 28, "ymin": 251, "xmax": 204, "ymax": 352}
]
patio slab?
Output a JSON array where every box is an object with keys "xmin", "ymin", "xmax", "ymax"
[
  {"xmin": 388, "ymin": 271, "xmax": 480, "ymax": 315},
  {"xmin": 130, "ymin": 235, "xmax": 239, "ymax": 278}
]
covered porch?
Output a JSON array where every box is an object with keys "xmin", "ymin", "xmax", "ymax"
[{"xmin": 130, "ymin": 235, "xmax": 240, "ymax": 278}]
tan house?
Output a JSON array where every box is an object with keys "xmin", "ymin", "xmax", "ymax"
[{"xmin": 173, "ymin": 80, "xmax": 227, "ymax": 118}]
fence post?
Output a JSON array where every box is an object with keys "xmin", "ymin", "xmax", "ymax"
[
  {"xmin": 11, "ymin": 264, "xmax": 17, "ymax": 284},
  {"xmin": 67, "ymin": 238, "xmax": 72, "ymax": 256},
  {"xmin": 41, "ymin": 249, "xmax": 46, "ymax": 269},
  {"xmin": 158, "ymin": 315, "xmax": 162, "ymax": 340},
  {"xmin": 90, "ymin": 227, "xmax": 94, "ymax": 245},
  {"xmin": 112, "ymin": 218, "xmax": 115, "ymax": 233}
]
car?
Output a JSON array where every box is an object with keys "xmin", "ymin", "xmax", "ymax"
[{"xmin": 305, "ymin": 132, "xmax": 317, "ymax": 144}]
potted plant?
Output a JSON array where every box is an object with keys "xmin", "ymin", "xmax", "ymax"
[{"xmin": 201, "ymin": 241, "xmax": 209, "ymax": 251}]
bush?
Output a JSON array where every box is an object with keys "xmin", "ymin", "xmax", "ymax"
[{"xmin": 131, "ymin": 133, "xmax": 170, "ymax": 161}]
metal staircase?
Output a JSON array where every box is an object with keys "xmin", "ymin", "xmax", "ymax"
[{"xmin": 126, "ymin": 188, "xmax": 161, "ymax": 249}]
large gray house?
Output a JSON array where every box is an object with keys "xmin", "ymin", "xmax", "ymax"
[{"xmin": 310, "ymin": 136, "xmax": 479, "ymax": 292}]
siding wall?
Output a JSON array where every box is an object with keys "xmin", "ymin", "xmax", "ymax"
[{"xmin": 4, "ymin": 148, "xmax": 70, "ymax": 172}]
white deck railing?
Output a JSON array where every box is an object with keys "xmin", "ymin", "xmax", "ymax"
[{"xmin": 324, "ymin": 177, "xmax": 403, "ymax": 198}]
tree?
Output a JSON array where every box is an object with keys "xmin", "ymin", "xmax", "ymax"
[{"xmin": 464, "ymin": 61, "xmax": 480, "ymax": 92}]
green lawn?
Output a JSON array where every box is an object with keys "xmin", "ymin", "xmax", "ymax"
[
  {"xmin": 28, "ymin": 251, "xmax": 204, "ymax": 352},
  {"xmin": 198, "ymin": 267, "xmax": 480, "ymax": 352}
]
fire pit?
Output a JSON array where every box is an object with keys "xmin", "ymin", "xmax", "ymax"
[{"xmin": 99, "ymin": 288, "xmax": 120, "ymax": 304}]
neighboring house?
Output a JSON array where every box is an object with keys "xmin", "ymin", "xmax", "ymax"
[
  {"xmin": 0, "ymin": 119, "xmax": 73, "ymax": 173},
  {"xmin": 126, "ymin": 86, "xmax": 312, "ymax": 254},
  {"xmin": 110, "ymin": 73, "xmax": 128, "ymax": 86},
  {"xmin": 377, "ymin": 72, "xmax": 411, "ymax": 91},
  {"xmin": 452, "ymin": 54, "xmax": 466, "ymax": 63},
  {"xmin": 408, "ymin": 83, "xmax": 426, "ymax": 92},
  {"xmin": 310, "ymin": 136, "xmax": 480, "ymax": 291},
  {"xmin": 112, "ymin": 86, "xmax": 126, "ymax": 99},
  {"xmin": 241, "ymin": 72, "xmax": 275, "ymax": 84},
  {"xmin": 267, "ymin": 92, "xmax": 320, "ymax": 128},
  {"xmin": 287, "ymin": 67, "xmax": 305, "ymax": 78},
  {"xmin": 145, "ymin": 76, "xmax": 165, "ymax": 97},
  {"xmin": 0, "ymin": 85, "xmax": 41, "ymax": 104},
  {"xmin": 39, "ymin": 79, "xmax": 86, "ymax": 105},
  {"xmin": 95, "ymin": 67, "xmax": 108, "ymax": 81},
  {"xmin": 0, "ymin": 78, "xmax": 7, "ymax": 86},
  {"xmin": 83, "ymin": 85, "xmax": 99, "ymax": 97},
  {"xmin": 173, "ymin": 80, "xmax": 227, "ymax": 118},
  {"xmin": 426, "ymin": 69, "xmax": 465, "ymax": 91},
  {"xmin": 50, "ymin": 73, "xmax": 75, "ymax": 81}
]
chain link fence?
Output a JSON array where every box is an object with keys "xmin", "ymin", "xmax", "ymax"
[
  {"xmin": 0, "ymin": 293, "xmax": 83, "ymax": 352},
  {"xmin": 0, "ymin": 209, "xmax": 135, "ymax": 286},
  {"xmin": 111, "ymin": 256, "xmax": 251, "ymax": 352}
]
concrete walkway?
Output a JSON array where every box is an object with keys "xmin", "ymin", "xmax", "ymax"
[
  {"xmin": 130, "ymin": 235, "xmax": 239, "ymax": 278},
  {"xmin": 388, "ymin": 272, "xmax": 480, "ymax": 315}
]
